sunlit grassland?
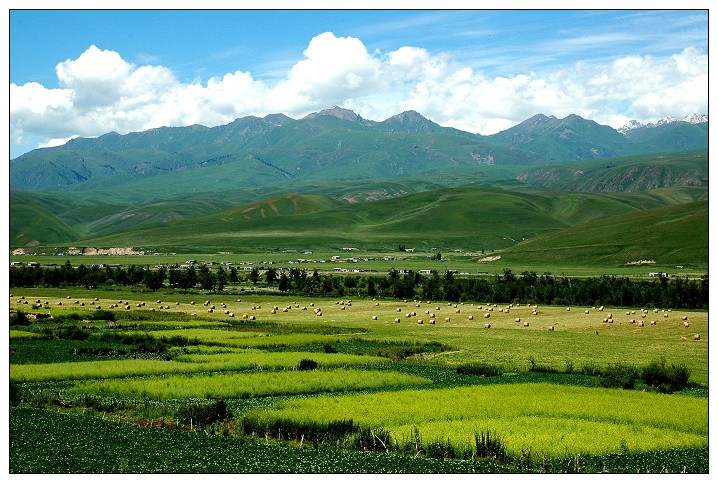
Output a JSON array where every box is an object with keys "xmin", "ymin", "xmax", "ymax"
[
  {"xmin": 9, "ymin": 330, "xmax": 45, "ymax": 339},
  {"xmin": 244, "ymin": 383, "xmax": 708, "ymax": 458},
  {"xmin": 10, "ymin": 349, "xmax": 387, "ymax": 382},
  {"xmin": 67, "ymin": 369, "xmax": 432, "ymax": 399},
  {"xmin": 12, "ymin": 292, "xmax": 708, "ymax": 385}
]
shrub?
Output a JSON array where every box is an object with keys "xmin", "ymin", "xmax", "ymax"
[
  {"xmin": 641, "ymin": 357, "xmax": 691, "ymax": 393},
  {"xmin": 323, "ymin": 344, "xmax": 339, "ymax": 354},
  {"xmin": 595, "ymin": 363, "xmax": 639, "ymax": 389},
  {"xmin": 456, "ymin": 362, "xmax": 502, "ymax": 377},
  {"xmin": 297, "ymin": 359, "xmax": 318, "ymax": 371},
  {"xmin": 11, "ymin": 311, "xmax": 31, "ymax": 326},
  {"xmin": 176, "ymin": 399, "xmax": 233, "ymax": 427}
]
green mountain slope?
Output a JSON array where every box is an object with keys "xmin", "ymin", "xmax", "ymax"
[
  {"xmin": 9, "ymin": 192, "xmax": 79, "ymax": 247},
  {"xmin": 486, "ymin": 114, "xmax": 632, "ymax": 160},
  {"xmin": 517, "ymin": 150, "xmax": 708, "ymax": 192},
  {"xmin": 624, "ymin": 122, "xmax": 708, "ymax": 152},
  {"xmin": 498, "ymin": 200, "xmax": 708, "ymax": 267},
  {"xmin": 70, "ymin": 187, "xmax": 706, "ymax": 256}
]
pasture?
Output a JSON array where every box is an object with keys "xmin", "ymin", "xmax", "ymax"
[{"xmin": 9, "ymin": 286, "xmax": 708, "ymax": 473}]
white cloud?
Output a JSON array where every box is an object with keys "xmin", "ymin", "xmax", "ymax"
[
  {"xmin": 37, "ymin": 136, "xmax": 79, "ymax": 149},
  {"xmin": 9, "ymin": 35, "xmax": 708, "ymax": 156}
]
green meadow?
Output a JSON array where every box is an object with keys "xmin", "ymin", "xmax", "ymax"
[{"xmin": 9, "ymin": 287, "xmax": 708, "ymax": 473}]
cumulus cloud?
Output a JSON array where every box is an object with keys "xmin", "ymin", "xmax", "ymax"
[{"xmin": 10, "ymin": 35, "xmax": 708, "ymax": 156}]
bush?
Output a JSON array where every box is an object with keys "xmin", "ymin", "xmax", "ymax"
[
  {"xmin": 595, "ymin": 363, "xmax": 639, "ymax": 389},
  {"xmin": 456, "ymin": 362, "xmax": 502, "ymax": 377},
  {"xmin": 11, "ymin": 311, "xmax": 31, "ymax": 326},
  {"xmin": 176, "ymin": 399, "xmax": 233, "ymax": 427},
  {"xmin": 323, "ymin": 344, "xmax": 339, "ymax": 354},
  {"xmin": 297, "ymin": 359, "xmax": 318, "ymax": 371},
  {"xmin": 641, "ymin": 357, "xmax": 691, "ymax": 393}
]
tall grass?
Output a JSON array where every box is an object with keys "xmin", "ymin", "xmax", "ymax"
[
  {"xmin": 67, "ymin": 369, "xmax": 432, "ymax": 399},
  {"xmin": 243, "ymin": 383, "xmax": 707, "ymax": 458},
  {"xmin": 10, "ymin": 349, "xmax": 388, "ymax": 382}
]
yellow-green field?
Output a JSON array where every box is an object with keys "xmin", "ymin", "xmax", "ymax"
[
  {"xmin": 10, "ymin": 287, "xmax": 708, "ymax": 467},
  {"xmin": 12, "ymin": 289, "xmax": 708, "ymax": 384}
]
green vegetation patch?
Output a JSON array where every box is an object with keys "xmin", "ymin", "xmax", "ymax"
[
  {"xmin": 244, "ymin": 382, "xmax": 707, "ymax": 458},
  {"xmin": 9, "ymin": 330, "xmax": 45, "ymax": 340},
  {"xmin": 10, "ymin": 349, "xmax": 386, "ymax": 383},
  {"xmin": 67, "ymin": 369, "xmax": 432, "ymax": 399}
]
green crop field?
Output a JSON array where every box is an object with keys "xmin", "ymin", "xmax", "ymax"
[{"xmin": 9, "ymin": 286, "xmax": 708, "ymax": 473}]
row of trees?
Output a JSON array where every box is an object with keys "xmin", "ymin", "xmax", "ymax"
[{"xmin": 9, "ymin": 262, "xmax": 708, "ymax": 309}]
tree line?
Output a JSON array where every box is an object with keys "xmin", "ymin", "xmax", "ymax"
[{"xmin": 9, "ymin": 262, "xmax": 708, "ymax": 309}]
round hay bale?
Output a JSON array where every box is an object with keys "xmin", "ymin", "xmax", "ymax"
[
  {"xmin": 523, "ymin": 321, "xmax": 529, "ymax": 327},
  {"xmin": 484, "ymin": 323, "xmax": 491, "ymax": 329},
  {"xmin": 548, "ymin": 325, "xmax": 555, "ymax": 331},
  {"xmin": 417, "ymin": 319, "xmax": 424, "ymax": 325},
  {"xmin": 693, "ymin": 334, "xmax": 701, "ymax": 340},
  {"xmin": 395, "ymin": 318, "xmax": 401, "ymax": 323},
  {"xmin": 468, "ymin": 315, "xmax": 474, "ymax": 320},
  {"xmin": 444, "ymin": 317, "xmax": 451, "ymax": 323},
  {"xmin": 484, "ymin": 313, "xmax": 491, "ymax": 319},
  {"xmin": 371, "ymin": 315, "xmax": 378, "ymax": 320}
]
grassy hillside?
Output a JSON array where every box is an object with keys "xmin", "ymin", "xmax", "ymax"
[
  {"xmin": 70, "ymin": 187, "xmax": 706, "ymax": 258},
  {"xmin": 497, "ymin": 200, "xmax": 708, "ymax": 267},
  {"xmin": 517, "ymin": 150, "xmax": 708, "ymax": 192},
  {"xmin": 9, "ymin": 192, "xmax": 79, "ymax": 246}
]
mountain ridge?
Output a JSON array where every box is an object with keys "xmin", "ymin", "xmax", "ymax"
[{"xmin": 10, "ymin": 108, "xmax": 708, "ymax": 195}]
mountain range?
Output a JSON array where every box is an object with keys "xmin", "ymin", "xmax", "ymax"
[
  {"xmin": 10, "ymin": 108, "xmax": 708, "ymax": 194},
  {"xmin": 8, "ymin": 107, "xmax": 709, "ymax": 266}
]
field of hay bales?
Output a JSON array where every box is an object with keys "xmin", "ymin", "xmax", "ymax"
[{"xmin": 9, "ymin": 287, "xmax": 708, "ymax": 473}]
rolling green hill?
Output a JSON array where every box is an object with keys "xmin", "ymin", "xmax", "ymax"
[
  {"xmin": 9, "ymin": 192, "xmax": 79, "ymax": 247},
  {"xmin": 61, "ymin": 187, "xmax": 706, "ymax": 260},
  {"xmin": 497, "ymin": 200, "xmax": 708, "ymax": 267}
]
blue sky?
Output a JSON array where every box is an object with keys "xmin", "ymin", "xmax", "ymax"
[{"xmin": 8, "ymin": 7, "xmax": 710, "ymax": 158}]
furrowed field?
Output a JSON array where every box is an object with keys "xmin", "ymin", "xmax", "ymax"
[{"xmin": 9, "ymin": 286, "xmax": 708, "ymax": 473}]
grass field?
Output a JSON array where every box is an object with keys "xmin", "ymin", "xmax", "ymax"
[{"xmin": 9, "ymin": 286, "xmax": 709, "ymax": 473}]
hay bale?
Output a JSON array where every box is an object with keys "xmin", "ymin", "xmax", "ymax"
[
  {"xmin": 468, "ymin": 315, "xmax": 474, "ymax": 320},
  {"xmin": 693, "ymin": 334, "xmax": 701, "ymax": 340},
  {"xmin": 484, "ymin": 323, "xmax": 491, "ymax": 329},
  {"xmin": 417, "ymin": 319, "xmax": 424, "ymax": 325},
  {"xmin": 444, "ymin": 317, "xmax": 451, "ymax": 323},
  {"xmin": 484, "ymin": 313, "xmax": 491, "ymax": 319},
  {"xmin": 371, "ymin": 315, "xmax": 378, "ymax": 320},
  {"xmin": 650, "ymin": 320, "xmax": 657, "ymax": 326},
  {"xmin": 395, "ymin": 318, "xmax": 401, "ymax": 323},
  {"xmin": 683, "ymin": 321, "xmax": 690, "ymax": 328},
  {"xmin": 523, "ymin": 321, "xmax": 529, "ymax": 327},
  {"xmin": 548, "ymin": 325, "xmax": 555, "ymax": 331}
]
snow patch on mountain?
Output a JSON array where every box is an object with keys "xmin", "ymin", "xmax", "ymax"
[{"xmin": 618, "ymin": 114, "xmax": 708, "ymax": 134}]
